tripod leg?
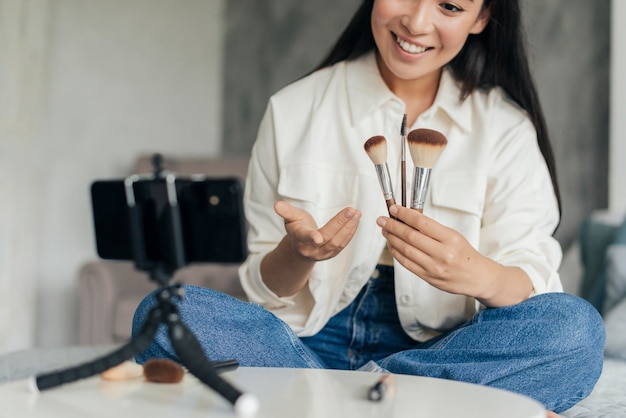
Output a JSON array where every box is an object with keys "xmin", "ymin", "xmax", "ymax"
[
  {"xmin": 166, "ymin": 311, "xmax": 259, "ymax": 415},
  {"xmin": 32, "ymin": 305, "xmax": 163, "ymax": 392}
]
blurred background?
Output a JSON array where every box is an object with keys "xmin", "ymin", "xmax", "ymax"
[{"xmin": 0, "ymin": 0, "xmax": 622, "ymax": 354}]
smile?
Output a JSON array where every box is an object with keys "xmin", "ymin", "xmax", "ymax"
[{"xmin": 394, "ymin": 35, "xmax": 431, "ymax": 54}]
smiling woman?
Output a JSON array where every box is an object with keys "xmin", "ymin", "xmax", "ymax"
[{"xmin": 133, "ymin": 1, "xmax": 608, "ymax": 416}]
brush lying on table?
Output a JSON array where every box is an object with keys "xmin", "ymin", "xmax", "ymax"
[
  {"xmin": 407, "ymin": 128, "xmax": 448, "ymax": 213},
  {"xmin": 100, "ymin": 358, "xmax": 184, "ymax": 383},
  {"xmin": 100, "ymin": 358, "xmax": 239, "ymax": 384}
]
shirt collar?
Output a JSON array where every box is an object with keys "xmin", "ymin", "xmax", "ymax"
[
  {"xmin": 432, "ymin": 68, "xmax": 472, "ymax": 133},
  {"xmin": 346, "ymin": 52, "xmax": 472, "ymax": 133},
  {"xmin": 346, "ymin": 52, "xmax": 397, "ymax": 126}
]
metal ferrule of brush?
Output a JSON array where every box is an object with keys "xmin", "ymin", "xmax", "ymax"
[
  {"xmin": 375, "ymin": 164, "xmax": 394, "ymax": 200},
  {"xmin": 411, "ymin": 167, "xmax": 431, "ymax": 210}
]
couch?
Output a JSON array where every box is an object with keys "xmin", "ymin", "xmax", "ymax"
[{"xmin": 76, "ymin": 154, "xmax": 626, "ymax": 416}]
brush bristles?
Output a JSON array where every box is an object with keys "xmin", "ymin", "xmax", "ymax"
[
  {"xmin": 401, "ymin": 114, "xmax": 407, "ymax": 136},
  {"xmin": 364, "ymin": 135, "xmax": 388, "ymax": 165},
  {"xmin": 407, "ymin": 129, "xmax": 448, "ymax": 169}
]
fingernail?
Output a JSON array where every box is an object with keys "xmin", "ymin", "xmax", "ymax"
[
  {"xmin": 344, "ymin": 209, "xmax": 355, "ymax": 219},
  {"xmin": 376, "ymin": 217, "xmax": 387, "ymax": 227},
  {"xmin": 389, "ymin": 205, "xmax": 398, "ymax": 215}
]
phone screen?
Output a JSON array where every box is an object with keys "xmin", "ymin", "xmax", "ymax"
[{"xmin": 90, "ymin": 177, "xmax": 247, "ymax": 265}]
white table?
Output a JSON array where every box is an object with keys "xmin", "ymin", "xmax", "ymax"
[{"xmin": 0, "ymin": 367, "xmax": 546, "ymax": 417}]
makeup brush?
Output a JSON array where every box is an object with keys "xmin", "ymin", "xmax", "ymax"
[
  {"xmin": 364, "ymin": 135, "xmax": 397, "ymax": 217},
  {"xmin": 401, "ymin": 114, "xmax": 407, "ymax": 207},
  {"xmin": 407, "ymin": 128, "xmax": 448, "ymax": 213}
]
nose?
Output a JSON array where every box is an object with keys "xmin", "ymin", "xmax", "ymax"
[{"xmin": 401, "ymin": 1, "xmax": 435, "ymax": 35}]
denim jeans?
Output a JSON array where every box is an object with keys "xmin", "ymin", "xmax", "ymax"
[{"xmin": 132, "ymin": 265, "xmax": 605, "ymax": 413}]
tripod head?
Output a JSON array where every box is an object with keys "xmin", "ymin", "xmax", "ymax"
[
  {"xmin": 123, "ymin": 154, "xmax": 186, "ymax": 286},
  {"xmin": 150, "ymin": 153, "xmax": 166, "ymax": 178}
]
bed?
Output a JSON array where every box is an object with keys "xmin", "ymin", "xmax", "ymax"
[{"xmin": 559, "ymin": 211, "xmax": 626, "ymax": 417}]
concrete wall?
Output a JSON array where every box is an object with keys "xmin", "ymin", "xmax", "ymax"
[
  {"xmin": 222, "ymin": 0, "xmax": 362, "ymax": 155},
  {"xmin": 523, "ymin": 1, "xmax": 611, "ymax": 244}
]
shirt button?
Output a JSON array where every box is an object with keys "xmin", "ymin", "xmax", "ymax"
[
  {"xmin": 399, "ymin": 294, "xmax": 411, "ymax": 304},
  {"xmin": 371, "ymin": 269, "xmax": 380, "ymax": 279}
]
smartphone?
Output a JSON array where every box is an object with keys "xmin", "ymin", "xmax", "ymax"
[{"xmin": 90, "ymin": 176, "xmax": 248, "ymax": 266}]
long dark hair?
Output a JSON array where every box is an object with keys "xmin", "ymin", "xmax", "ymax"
[{"xmin": 316, "ymin": 0, "xmax": 562, "ymax": 218}]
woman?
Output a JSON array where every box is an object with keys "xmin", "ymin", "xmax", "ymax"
[{"xmin": 133, "ymin": 0, "xmax": 604, "ymax": 414}]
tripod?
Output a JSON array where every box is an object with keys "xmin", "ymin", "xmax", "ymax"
[
  {"xmin": 32, "ymin": 277, "xmax": 257, "ymax": 414},
  {"xmin": 32, "ymin": 156, "xmax": 258, "ymax": 414}
]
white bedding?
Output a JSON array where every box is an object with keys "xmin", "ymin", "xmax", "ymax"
[
  {"xmin": 561, "ymin": 358, "xmax": 626, "ymax": 417},
  {"xmin": 558, "ymin": 222, "xmax": 626, "ymax": 418}
]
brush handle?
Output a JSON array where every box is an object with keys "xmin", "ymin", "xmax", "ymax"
[
  {"xmin": 401, "ymin": 160, "xmax": 406, "ymax": 207},
  {"xmin": 375, "ymin": 163, "xmax": 396, "ymax": 219},
  {"xmin": 375, "ymin": 164, "xmax": 398, "ymax": 219},
  {"xmin": 385, "ymin": 198, "xmax": 399, "ymax": 220},
  {"xmin": 401, "ymin": 125, "xmax": 407, "ymax": 207},
  {"xmin": 411, "ymin": 167, "xmax": 431, "ymax": 212},
  {"xmin": 375, "ymin": 164, "xmax": 395, "ymax": 202}
]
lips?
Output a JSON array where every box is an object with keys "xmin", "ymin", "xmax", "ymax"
[{"xmin": 394, "ymin": 34, "xmax": 432, "ymax": 54}]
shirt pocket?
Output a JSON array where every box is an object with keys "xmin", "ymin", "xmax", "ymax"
[
  {"xmin": 277, "ymin": 164, "xmax": 358, "ymax": 225},
  {"xmin": 430, "ymin": 170, "xmax": 487, "ymax": 217}
]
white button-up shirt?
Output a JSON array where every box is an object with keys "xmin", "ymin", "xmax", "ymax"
[{"xmin": 239, "ymin": 52, "xmax": 563, "ymax": 341}]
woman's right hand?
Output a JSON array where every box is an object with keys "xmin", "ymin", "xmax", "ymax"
[
  {"xmin": 274, "ymin": 200, "xmax": 361, "ymax": 261},
  {"xmin": 261, "ymin": 201, "xmax": 361, "ymax": 297}
]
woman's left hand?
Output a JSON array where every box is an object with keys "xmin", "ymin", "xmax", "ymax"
[{"xmin": 376, "ymin": 205, "xmax": 493, "ymax": 299}]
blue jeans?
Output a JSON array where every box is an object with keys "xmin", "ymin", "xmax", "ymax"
[{"xmin": 132, "ymin": 265, "xmax": 605, "ymax": 413}]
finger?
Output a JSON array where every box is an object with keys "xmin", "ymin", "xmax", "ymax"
[
  {"xmin": 309, "ymin": 209, "xmax": 360, "ymax": 258},
  {"xmin": 383, "ymin": 226, "xmax": 431, "ymax": 269},
  {"xmin": 318, "ymin": 207, "xmax": 361, "ymax": 240},
  {"xmin": 291, "ymin": 227, "xmax": 325, "ymax": 246},
  {"xmin": 378, "ymin": 214, "xmax": 439, "ymax": 257},
  {"xmin": 388, "ymin": 244, "xmax": 429, "ymax": 280},
  {"xmin": 274, "ymin": 200, "xmax": 305, "ymax": 224},
  {"xmin": 383, "ymin": 231, "xmax": 447, "ymax": 289},
  {"xmin": 324, "ymin": 210, "xmax": 361, "ymax": 251},
  {"xmin": 275, "ymin": 201, "xmax": 324, "ymax": 245},
  {"xmin": 389, "ymin": 205, "xmax": 446, "ymax": 242}
]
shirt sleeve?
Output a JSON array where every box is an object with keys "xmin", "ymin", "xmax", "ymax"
[
  {"xmin": 238, "ymin": 100, "xmax": 318, "ymax": 317},
  {"xmin": 479, "ymin": 114, "xmax": 563, "ymax": 295},
  {"xmin": 237, "ymin": 101, "xmax": 292, "ymax": 307}
]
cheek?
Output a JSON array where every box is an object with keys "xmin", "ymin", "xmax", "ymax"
[
  {"xmin": 371, "ymin": 3, "xmax": 391, "ymax": 35},
  {"xmin": 372, "ymin": 0, "xmax": 407, "ymax": 32},
  {"xmin": 371, "ymin": 7, "xmax": 392, "ymax": 50},
  {"xmin": 372, "ymin": 0, "xmax": 393, "ymax": 19},
  {"xmin": 438, "ymin": 24, "xmax": 473, "ymax": 54}
]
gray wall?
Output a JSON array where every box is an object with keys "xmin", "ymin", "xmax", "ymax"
[
  {"xmin": 222, "ymin": 0, "xmax": 361, "ymax": 155},
  {"xmin": 523, "ymin": 1, "xmax": 610, "ymax": 246},
  {"xmin": 223, "ymin": 0, "xmax": 610, "ymax": 248}
]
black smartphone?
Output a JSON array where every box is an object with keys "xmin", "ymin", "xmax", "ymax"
[{"xmin": 90, "ymin": 176, "xmax": 247, "ymax": 265}]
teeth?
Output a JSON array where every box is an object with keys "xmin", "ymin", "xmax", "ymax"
[{"xmin": 396, "ymin": 36, "xmax": 429, "ymax": 54}]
